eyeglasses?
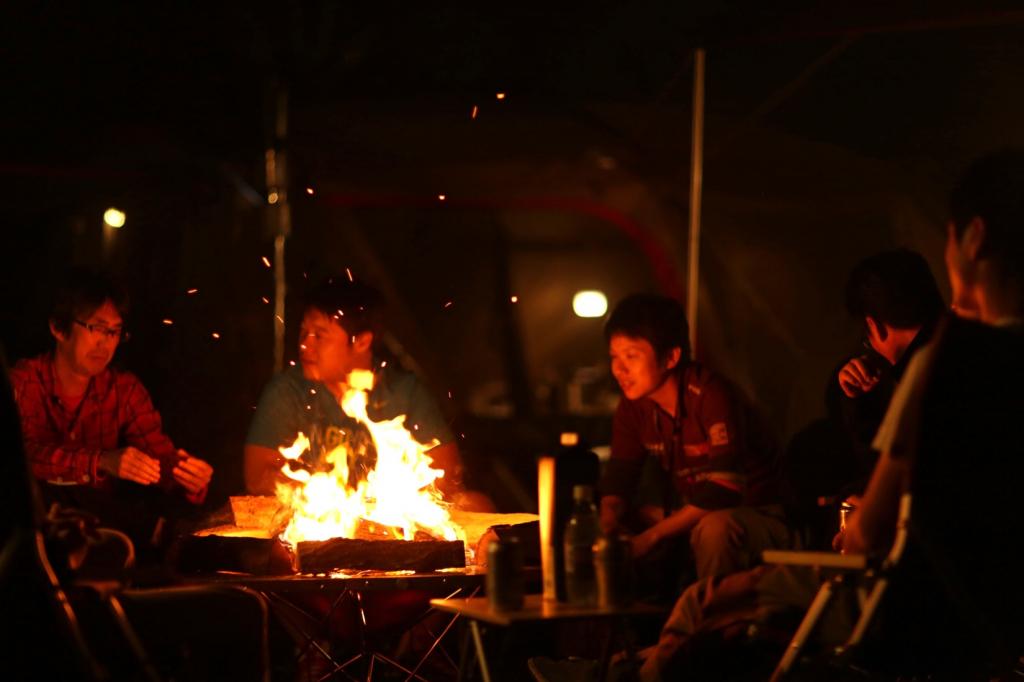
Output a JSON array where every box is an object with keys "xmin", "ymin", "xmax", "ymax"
[{"xmin": 73, "ymin": 319, "xmax": 129, "ymax": 341}]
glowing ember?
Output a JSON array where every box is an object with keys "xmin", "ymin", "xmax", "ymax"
[
  {"xmin": 496, "ymin": 92, "xmax": 506, "ymax": 100},
  {"xmin": 438, "ymin": 194, "xmax": 446, "ymax": 201},
  {"xmin": 187, "ymin": 288, "xmax": 199, "ymax": 295},
  {"xmin": 510, "ymin": 295, "xmax": 518, "ymax": 303},
  {"xmin": 262, "ymin": 297, "xmax": 270, "ymax": 304},
  {"xmin": 471, "ymin": 105, "xmax": 478, "ymax": 119},
  {"xmin": 162, "ymin": 319, "xmax": 173, "ymax": 325},
  {"xmin": 276, "ymin": 370, "xmax": 463, "ymax": 548},
  {"xmin": 211, "ymin": 332, "xmax": 221, "ymax": 339},
  {"xmin": 306, "ymin": 187, "xmax": 314, "ymax": 195},
  {"xmin": 262, "ymin": 256, "xmax": 272, "ymax": 268}
]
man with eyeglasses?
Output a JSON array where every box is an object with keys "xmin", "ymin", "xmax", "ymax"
[{"xmin": 9, "ymin": 269, "xmax": 213, "ymax": 545}]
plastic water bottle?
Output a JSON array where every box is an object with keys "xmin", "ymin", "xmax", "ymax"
[{"xmin": 563, "ymin": 484, "xmax": 601, "ymax": 605}]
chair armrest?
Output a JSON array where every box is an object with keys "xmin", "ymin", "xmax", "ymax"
[
  {"xmin": 94, "ymin": 528, "xmax": 135, "ymax": 571},
  {"xmin": 762, "ymin": 550, "xmax": 867, "ymax": 570},
  {"xmin": 70, "ymin": 527, "xmax": 137, "ymax": 592}
]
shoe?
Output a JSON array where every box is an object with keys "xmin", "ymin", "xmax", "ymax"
[{"xmin": 527, "ymin": 656, "xmax": 599, "ymax": 682}]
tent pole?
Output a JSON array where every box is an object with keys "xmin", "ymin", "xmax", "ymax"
[
  {"xmin": 686, "ymin": 48, "xmax": 706, "ymax": 358},
  {"xmin": 265, "ymin": 84, "xmax": 290, "ymax": 373}
]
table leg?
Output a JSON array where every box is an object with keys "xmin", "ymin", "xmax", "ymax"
[
  {"xmin": 263, "ymin": 590, "xmax": 348, "ymax": 674},
  {"xmin": 405, "ymin": 611, "xmax": 462, "ymax": 681},
  {"xmin": 456, "ymin": 621, "xmax": 471, "ymax": 682},
  {"xmin": 469, "ymin": 620, "xmax": 493, "ymax": 682},
  {"xmin": 596, "ymin": 618, "xmax": 614, "ymax": 682}
]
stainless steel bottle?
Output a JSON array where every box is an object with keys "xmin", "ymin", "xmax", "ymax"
[
  {"xmin": 487, "ymin": 535, "xmax": 524, "ymax": 611},
  {"xmin": 595, "ymin": 533, "xmax": 633, "ymax": 608}
]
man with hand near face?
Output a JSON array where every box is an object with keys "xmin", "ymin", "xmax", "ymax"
[
  {"xmin": 829, "ymin": 250, "xmax": 944, "ymax": 480},
  {"xmin": 10, "ymin": 269, "xmax": 213, "ymax": 546},
  {"xmin": 630, "ymin": 150, "xmax": 1024, "ymax": 681},
  {"xmin": 598, "ymin": 294, "xmax": 791, "ymax": 585}
]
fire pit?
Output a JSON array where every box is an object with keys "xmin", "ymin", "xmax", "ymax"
[
  {"xmin": 177, "ymin": 370, "xmax": 537, "ymax": 578},
  {"xmin": 175, "ymin": 499, "xmax": 537, "ymax": 577},
  {"xmin": 171, "ymin": 370, "xmax": 541, "ymax": 681}
]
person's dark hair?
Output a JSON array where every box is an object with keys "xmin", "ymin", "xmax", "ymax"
[
  {"xmin": 845, "ymin": 249, "xmax": 944, "ymax": 332},
  {"xmin": 49, "ymin": 269, "xmax": 129, "ymax": 335},
  {"xmin": 950, "ymin": 148, "xmax": 1024, "ymax": 281},
  {"xmin": 605, "ymin": 293, "xmax": 691, "ymax": 363},
  {"xmin": 303, "ymin": 276, "xmax": 384, "ymax": 337}
]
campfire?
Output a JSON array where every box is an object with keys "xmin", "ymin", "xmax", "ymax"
[
  {"xmin": 274, "ymin": 369, "xmax": 464, "ymax": 548},
  {"xmin": 180, "ymin": 369, "xmax": 539, "ymax": 576}
]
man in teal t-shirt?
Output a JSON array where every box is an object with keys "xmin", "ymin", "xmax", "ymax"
[{"xmin": 244, "ymin": 278, "xmax": 467, "ymax": 502}]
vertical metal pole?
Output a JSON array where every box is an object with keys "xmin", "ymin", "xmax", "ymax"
[
  {"xmin": 265, "ymin": 85, "xmax": 290, "ymax": 373},
  {"xmin": 687, "ymin": 48, "xmax": 706, "ymax": 359}
]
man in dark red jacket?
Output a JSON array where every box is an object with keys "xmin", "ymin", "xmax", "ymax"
[{"xmin": 598, "ymin": 294, "xmax": 791, "ymax": 582}]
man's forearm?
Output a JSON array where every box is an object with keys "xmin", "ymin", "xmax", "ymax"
[
  {"xmin": 631, "ymin": 504, "xmax": 711, "ymax": 558},
  {"xmin": 600, "ymin": 495, "xmax": 627, "ymax": 533},
  {"xmin": 25, "ymin": 441, "xmax": 102, "ymax": 485},
  {"xmin": 648, "ymin": 504, "xmax": 709, "ymax": 544},
  {"xmin": 244, "ymin": 444, "xmax": 286, "ymax": 495},
  {"xmin": 842, "ymin": 450, "xmax": 907, "ymax": 554}
]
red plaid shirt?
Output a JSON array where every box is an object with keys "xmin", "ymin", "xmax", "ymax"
[{"xmin": 9, "ymin": 353, "xmax": 205, "ymax": 504}]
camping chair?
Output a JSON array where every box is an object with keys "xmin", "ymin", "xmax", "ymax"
[
  {"xmin": 765, "ymin": 487, "xmax": 1024, "ymax": 681},
  {"xmin": 1, "ymin": 353, "xmax": 272, "ymax": 681},
  {"xmin": 41, "ymin": 512, "xmax": 164, "ymax": 681},
  {"xmin": 763, "ymin": 493, "xmax": 911, "ymax": 681},
  {"xmin": 0, "ymin": 347, "xmax": 112, "ymax": 679}
]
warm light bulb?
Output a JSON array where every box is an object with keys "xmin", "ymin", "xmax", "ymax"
[
  {"xmin": 103, "ymin": 208, "xmax": 126, "ymax": 228},
  {"xmin": 572, "ymin": 290, "xmax": 608, "ymax": 318}
]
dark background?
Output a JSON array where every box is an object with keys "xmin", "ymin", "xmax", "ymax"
[{"xmin": 3, "ymin": 3, "xmax": 1023, "ymax": 509}]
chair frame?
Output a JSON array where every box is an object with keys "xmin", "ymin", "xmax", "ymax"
[{"xmin": 763, "ymin": 493, "xmax": 912, "ymax": 682}]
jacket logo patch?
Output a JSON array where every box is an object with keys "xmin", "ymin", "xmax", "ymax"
[{"xmin": 709, "ymin": 422, "xmax": 729, "ymax": 446}]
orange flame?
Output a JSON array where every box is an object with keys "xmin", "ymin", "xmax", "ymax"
[{"xmin": 276, "ymin": 370, "xmax": 463, "ymax": 547}]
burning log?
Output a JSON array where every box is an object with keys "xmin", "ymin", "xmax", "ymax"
[
  {"xmin": 296, "ymin": 537, "xmax": 465, "ymax": 574},
  {"xmin": 174, "ymin": 528, "xmax": 295, "ymax": 576}
]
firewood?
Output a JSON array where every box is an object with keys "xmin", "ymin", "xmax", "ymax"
[
  {"xmin": 174, "ymin": 532, "xmax": 295, "ymax": 576},
  {"xmin": 297, "ymin": 537, "xmax": 465, "ymax": 573},
  {"xmin": 353, "ymin": 518, "xmax": 403, "ymax": 541}
]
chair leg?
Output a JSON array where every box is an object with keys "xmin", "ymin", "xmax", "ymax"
[
  {"xmin": 840, "ymin": 577, "xmax": 888, "ymax": 653},
  {"xmin": 469, "ymin": 620, "xmax": 493, "ymax": 682},
  {"xmin": 770, "ymin": 579, "xmax": 838, "ymax": 682},
  {"xmin": 106, "ymin": 594, "xmax": 162, "ymax": 682},
  {"xmin": 33, "ymin": 530, "xmax": 107, "ymax": 680}
]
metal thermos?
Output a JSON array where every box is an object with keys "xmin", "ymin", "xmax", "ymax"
[
  {"xmin": 595, "ymin": 533, "xmax": 633, "ymax": 608},
  {"xmin": 487, "ymin": 535, "xmax": 524, "ymax": 611}
]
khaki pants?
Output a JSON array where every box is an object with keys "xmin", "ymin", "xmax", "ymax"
[
  {"xmin": 689, "ymin": 504, "xmax": 797, "ymax": 579},
  {"xmin": 638, "ymin": 563, "xmax": 856, "ymax": 681}
]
